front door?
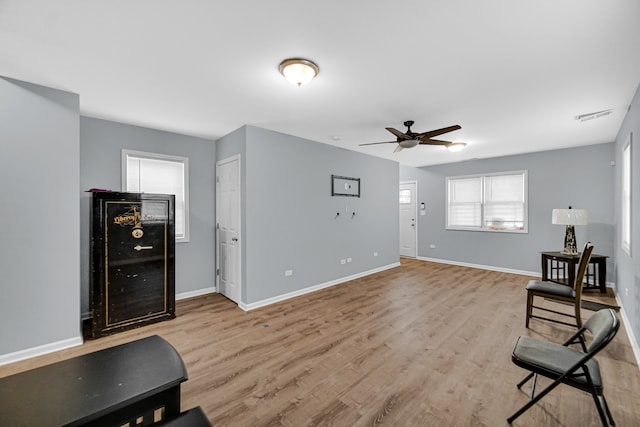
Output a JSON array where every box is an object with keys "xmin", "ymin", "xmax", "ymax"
[
  {"xmin": 216, "ymin": 155, "xmax": 241, "ymax": 303},
  {"xmin": 399, "ymin": 181, "xmax": 417, "ymax": 258}
]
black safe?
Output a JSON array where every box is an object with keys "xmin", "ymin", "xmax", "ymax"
[{"xmin": 90, "ymin": 192, "xmax": 176, "ymax": 338}]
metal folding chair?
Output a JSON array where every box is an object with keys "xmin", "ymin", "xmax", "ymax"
[{"xmin": 508, "ymin": 308, "xmax": 619, "ymax": 426}]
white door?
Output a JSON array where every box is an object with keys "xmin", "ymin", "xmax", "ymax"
[
  {"xmin": 216, "ymin": 155, "xmax": 241, "ymax": 303},
  {"xmin": 399, "ymin": 181, "xmax": 417, "ymax": 258}
]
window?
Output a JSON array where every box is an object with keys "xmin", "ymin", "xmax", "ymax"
[
  {"xmin": 447, "ymin": 171, "xmax": 527, "ymax": 232},
  {"xmin": 399, "ymin": 189, "xmax": 411, "ymax": 204},
  {"xmin": 122, "ymin": 150, "xmax": 189, "ymax": 242},
  {"xmin": 622, "ymin": 135, "xmax": 631, "ymax": 255}
]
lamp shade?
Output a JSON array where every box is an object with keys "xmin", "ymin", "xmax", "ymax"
[{"xmin": 552, "ymin": 208, "xmax": 589, "ymax": 226}]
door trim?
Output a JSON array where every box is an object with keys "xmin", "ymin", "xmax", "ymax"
[
  {"xmin": 215, "ymin": 154, "xmax": 242, "ymax": 303},
  {"xmin": 399, "ymin": 180, "xmax": 418, "ymax": 258}
]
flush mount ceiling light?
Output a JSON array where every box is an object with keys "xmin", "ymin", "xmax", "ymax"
[
  {"xmin": 447, "ymin": 142, "xmax": 467, "ymax": 152},
  {"xmin": 279, "ymin": 58, "xmax": 319, "ymax": 86}
]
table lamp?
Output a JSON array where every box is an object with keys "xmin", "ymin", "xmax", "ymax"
[{"xmin": 552, "ymin": 206, "xmax": 589, "ymax": 255}]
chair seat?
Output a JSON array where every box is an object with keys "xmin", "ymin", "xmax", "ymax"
[
  {"xmin": 512, "ymin": 336, "xmax": 602, "ymax": 389},
  {"xmin": 526, "ymin": 280, "xmax": 576, "ymax": 299}
]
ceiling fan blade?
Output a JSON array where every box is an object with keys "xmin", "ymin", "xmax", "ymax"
[
  {"xmin": 419, "ymin": 138, "xmax": 453, "ymax": 146},
  {"xmin": 416, "ymin": 125, "xmax": 461, "ymax": 139},
  {"xmin": 393, "ymin": 145, "xmax": 404, "ymax": 153},
  {"xmin": 359, "ymin": 141, "xmax": 396, "ymax": 146},
  {"xmin": 386, "ymin": 127, "xmax": 411, "ymax": 140}
]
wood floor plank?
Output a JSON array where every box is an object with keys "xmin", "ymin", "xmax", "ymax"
[{"xmin": 2, "ymin": 259, "xmax": 639, "ymax": 426}]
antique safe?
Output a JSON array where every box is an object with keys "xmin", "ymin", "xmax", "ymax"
[{"xmin": 90, "ymin": 192, "xmax": 175, "ymax": 338}]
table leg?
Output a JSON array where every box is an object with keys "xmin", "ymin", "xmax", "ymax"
[
  {"xmin": 568, "ymin": 258, "xmax": 576, "ymax": 288},
  {"xmin": 598, "ymin": 259, "xmax": 606, "ymax": 293}
]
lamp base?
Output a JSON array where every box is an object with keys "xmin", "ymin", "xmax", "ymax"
[{"xmin": 562, "ymin": 225, "xmax": 578, "ymax": 255}]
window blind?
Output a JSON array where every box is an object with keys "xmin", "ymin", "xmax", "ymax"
[
  {"xmin": 447, "ymin": 171, "xmax": 527, "ymax": 232},
  {"xmin": 124, "ymin": 151, "xmax": 189, "ymax": 241}
]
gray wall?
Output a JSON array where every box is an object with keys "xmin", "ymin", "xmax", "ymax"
[
  {"xmin": 241, "ymin": 126, "xmax": 399, "ymax": 304},
  {"xmin": 400, "ymin": 143, "xmax": 615, "ymax": 276},
  {"xmin": 0, "ymin": 77, "xmax": 81, "ymax": 356},
  {"xmin": 613, "ymin": 83, "xmax": 640, "ymax": 348},
  {"xmin": 80, "ymin": 117, "xmax": 216, "ymax": 314}
]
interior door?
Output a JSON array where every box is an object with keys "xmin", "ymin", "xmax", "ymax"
[
  {"xmin": 216, "ymin": 155, "xmax": 241, "ymax": 303},
  {"xmin": 399, "ymin": 181, "xmax": 417, "ymax": 258}
]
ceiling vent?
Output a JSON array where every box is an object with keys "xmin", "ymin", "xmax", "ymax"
[{"xmin": 574, "ymin": 109, "xmax": 612, "ymax": 122}]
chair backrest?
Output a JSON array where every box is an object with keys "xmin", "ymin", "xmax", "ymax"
[
  {"xmin": 573, "ymin": 242, "xmax": 594, "ymax": 301},
  {"xmin": 583, "ymin": 308, "xmax": 620, "ymax": 353}
]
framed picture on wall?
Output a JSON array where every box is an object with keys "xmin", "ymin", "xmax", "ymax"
[{"xmin": 331, "ymin": 175, "xmax": 360, "ymax": 197}]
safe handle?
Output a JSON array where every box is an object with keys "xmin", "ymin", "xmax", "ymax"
[{"xmin": 133, "ymin": 245, "xmax": 153, "ymax": 251}]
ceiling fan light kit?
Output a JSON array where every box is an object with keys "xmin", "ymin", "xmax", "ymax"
[
  {"xmin": 399, "ymin": 139, "xmax": 420, "ymax": 148},
  {"xmin": 279, "ymin": 58, "xmax": 319, "ymax": 86}
]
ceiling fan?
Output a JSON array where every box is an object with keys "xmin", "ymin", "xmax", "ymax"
[{"xmin": 360, "ymin": 120, "xmax": 464, "ymax": 152}]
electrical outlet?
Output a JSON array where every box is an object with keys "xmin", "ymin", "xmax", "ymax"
[
  {"xmin": 373, "ymin": 252, "xmax": 378, "ymax": 257},
  {"xmin": 285, "ymin": 270, "xmax": 293, "ymax": 277},
  {"xmin": 340, "ymin": 259, "xmax": 346, "ymax": 265},
  {"xmin": 626, "ymin": 288, "xmax": 629, "ymax": 297},
  {"xmin": 347, "ymin": 257, "xmax": 352, "ymax": 263},
  {"xmin": 430, "ymin": 244, "xmax": 436, "ymax": 249}
]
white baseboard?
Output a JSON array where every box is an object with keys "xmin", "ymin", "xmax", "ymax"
[
  {"xmin": 239, "ymin": 262, "xmax": 401, "ymax": 311},
  {"xmin": 416, "ymin": 256, "xmax": 617, "ymax": 288},
  {"xmin": 176, "ymin": 286, "xmax": 216, "ymax": 301},
  {"xmin": 3, "ymin": 287, "xmax": 218, "ymax": 366},
  {"xmin": 616, "ymin": 293, "xmax": 640, "ymax": 371},
  {"xmin": 0, "ymin": 335, "xmax": 83, "ymax": 367},
  {"xmin": 417, "ymin": 256, "xmax": 539, "ymax": 278}
]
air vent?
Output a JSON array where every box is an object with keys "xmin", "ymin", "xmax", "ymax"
[{"xmin": 574, "ymin": 109, "xmax": 612, "ymax": 122}]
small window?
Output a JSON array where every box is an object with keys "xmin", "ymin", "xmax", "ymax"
[
  {"xmin": 447, "ymin": 171, "xmax": 527, "ymax": 233},
  {"xmin": 122, "ymin": 150, "xmax": 189, "ymax": 242},
  {"xmin": 622, "ymin": 135, "xmax": 632, "ymax": 255},
  {"xmin": 399, "ymin": 189, "xmax": 411, "ymax": 204}
]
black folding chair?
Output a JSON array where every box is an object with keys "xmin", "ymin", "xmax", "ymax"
[{"xmin": 508, "ymin": 308, "xmax": 619, "ymax": 426}]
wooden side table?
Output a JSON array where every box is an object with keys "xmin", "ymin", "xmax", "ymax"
[{"xmin": 541, "ymin": 251, "xmax": 608, "ymax": 293}]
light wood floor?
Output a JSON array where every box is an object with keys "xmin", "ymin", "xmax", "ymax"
[{"xmin": 2, "ymin": 259, "xmax": 640, "ymax": 426}]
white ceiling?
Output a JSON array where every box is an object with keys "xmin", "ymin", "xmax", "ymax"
[{"xmin": 1, "ymin": 0, "xmax": 639, "ymax": 167}]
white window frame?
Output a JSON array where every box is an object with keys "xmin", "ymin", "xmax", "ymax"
[
  {"xmin": 621, "ymin": 134, "xmax": 632, "ymax": 256},
  {"xmin": 446, "ymin": 170, "xmax": 528, "ymax": 233},
  {"xmin": 122, "ymin": 149, "xmax": 190, "ymax": 242}
]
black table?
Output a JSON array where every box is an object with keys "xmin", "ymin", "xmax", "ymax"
[
  {"xmin": 541, "ymin": 251, "xmax": 608, "ymax": 293},
  {"xmin": 0, "ymin": 335, "xmax": 188, "ymax": 426}
]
